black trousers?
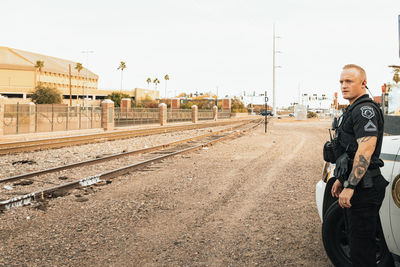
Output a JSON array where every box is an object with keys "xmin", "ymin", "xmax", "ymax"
[{"xmin": 346, "ymin": 175, "xmax": 388, "ymax": 267}]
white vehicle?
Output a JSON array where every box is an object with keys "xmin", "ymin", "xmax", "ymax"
[{"xmin": 316, "ymin": 135, "xmax": 400, "ymax": 267}]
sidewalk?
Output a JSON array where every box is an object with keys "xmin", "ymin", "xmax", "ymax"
[{"xmin": 0, "ymin": 116, "xmax": 258, "ymax": 143}]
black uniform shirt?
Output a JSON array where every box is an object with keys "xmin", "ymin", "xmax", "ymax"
[{"xmin": 340, "ymin": 94, "xmax": 383, "ymax": 163}]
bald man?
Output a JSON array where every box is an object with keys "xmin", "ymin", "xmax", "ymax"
[{"xmin": 330, "ymin": 64, "xmax": 388, "ymax": 266}]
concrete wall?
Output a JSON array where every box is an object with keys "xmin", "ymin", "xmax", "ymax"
[
  {"xmin": 0, "ymin": 69, "xmax": 35, "ymax": 88},
  {"xmin": 135, "ymin": 88, "xmax": 160, "ymax": 102}
]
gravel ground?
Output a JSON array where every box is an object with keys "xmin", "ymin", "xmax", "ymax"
[
  {"xmin": 0, "ymin": 118, "xmax": 333, "ymax": 266},
  {"xmin": 0, "ymin": 124, "xmax": 248, "ymax": 201},
  {"xmin": 0, "ymin": 124, "xmax": 237, "ymax": 178}
]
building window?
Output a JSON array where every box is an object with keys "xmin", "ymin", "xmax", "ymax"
[{"xmin": 2, "ymin": 93, "xmax": 23, "ymax": 98}]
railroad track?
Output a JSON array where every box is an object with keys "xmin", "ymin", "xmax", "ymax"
[
  {"xmin": 0, "ymin": 119, "xmax": 262, "ymax": 211},
  {"xmin": 0, "ymin": 119, "xmax": 254, "ymax": 155}
]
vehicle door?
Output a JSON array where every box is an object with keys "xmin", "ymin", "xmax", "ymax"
[
  {"xmin": 380, "ymin": 136, "xmax": 400, "ymax": 255},
  {"xmin": 387, "ymin": 139, "xmax": 400, "ymax": 255}
]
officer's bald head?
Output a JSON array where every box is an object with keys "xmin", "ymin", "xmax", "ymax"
[
  {"xmin": 340, "ymin": 64, "xmax": 367, "ymax": 104},
  {"xmin": 342, "ymin": 64, "xmax": 367, "ymax": 83}
]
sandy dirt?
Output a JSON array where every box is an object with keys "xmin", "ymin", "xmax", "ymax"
[{"xmin": 0, "ymin": 118, "xmax": 333, "ymax": 266}]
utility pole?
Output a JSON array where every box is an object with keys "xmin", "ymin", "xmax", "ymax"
[
  {"xmin": 273, "ymin": 23, "xmax": 282, "ymax": 117},
  {"xmin": 82, "ymin": 50, "xmax": 94, "ymax": 129},
  {"xmin": 264, "ymin": 90, "xmax": 268, "ymax": 133}
]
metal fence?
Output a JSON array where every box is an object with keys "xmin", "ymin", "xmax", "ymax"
[
  {"xmin": 218, "ymin": 109, "xmax": 231, "ymax": 119},
  {"xmin": 2, "ymin": 104, "xmax": 232, "ymax": 135},
  {"xmin": 38, "ymin": 105, "xmax": 102, "ymax": 132},
  {"xmin": 167, "ymin": 109, "xmax": 192, "ymax": 123},
  {"xmin": 3, "ymin": 104, "xmax": 31, "ymax": 135},
  {"xmin": 3, "ymin": 104, "xmax": 103, "ymax": 135},
  {"xmin": 198, "ymin": 109, "xmax": 214, "ymax": 121},
  {"xmin": 114, "ymin": 107, "xmax": 160, "ymax": 127}
]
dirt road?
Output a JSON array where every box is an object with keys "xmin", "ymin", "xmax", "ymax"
[{"xmin": 0, "ymin": 119, "xmax": 333, "ymax": 266}]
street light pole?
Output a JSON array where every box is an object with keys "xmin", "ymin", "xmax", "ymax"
[
  {"xmin": 82, "ymin": 50, "xmax": 94, "ymax": 129},
  {"xmin": 273, "ymin": 23, "xmax": 282, "ymax": 117}
]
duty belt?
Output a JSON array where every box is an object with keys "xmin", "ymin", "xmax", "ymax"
[{"xmin": 347, "ymin": 168, "xmax": 381, "ymax": 189}]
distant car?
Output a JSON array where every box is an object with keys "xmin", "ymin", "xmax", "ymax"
[
  {"xmin": 259, "ymin": 110, "xmax": 273, "ymax": 116},
  {"xmin": 289, "ymin": 113, "xmax": 294, "ymax": 117}
]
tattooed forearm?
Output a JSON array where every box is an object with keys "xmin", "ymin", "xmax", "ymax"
[
  {"xmin": 348, "ymin": 154, "xmax": 370, "ymax": 186},
  {"xmin": 357, "ymin": 136, "xmax": 372, "ymax": 144}
]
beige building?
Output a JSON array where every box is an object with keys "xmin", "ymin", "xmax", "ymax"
[
  {"xmin": 0, "ymin": 46, "xmax": 159, "ymax": 105},
  {"xmin": 134, "ymin": 88, "xmax": 160, "ymax": 103}
]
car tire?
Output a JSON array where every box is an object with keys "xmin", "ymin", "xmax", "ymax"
[{"xmin": 322, "ymin": 201, "xmax": 394, "ymax": 267}]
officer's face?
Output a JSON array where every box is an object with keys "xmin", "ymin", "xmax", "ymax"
[{"xmin": 340, "ymin": 68, "xmax": 365, "ymax": 103}]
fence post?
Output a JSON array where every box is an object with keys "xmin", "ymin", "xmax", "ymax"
[
  {"xmin": 28, "ymin": 102, "xmax": 35, "ymax": 133},
  {"xmin": 192, "ymin": 105, "xmax": 198, "ymax": 123},
  {"xmin": 16, "ymin": 102, "xmax": 19, "ymax": 134},
  {"xmin": 35, "ymin": 104, "xmax": 38, "ymax": 132},
  {"xmin": 213, "ymin": 105, "xmax": 218, "ymax": 121},
  {"xmin": 171, "ymin": 98, "xmax": 180, "ymax": 109},
  {"xmin": 121, "ymin": 98, "xmax": 131, "ymax": 117},
  {"xmin": 0, "ymin": 98, "xmax": 4, "ymax": 136},
  {"xmin": 51, "ymin": 104, "xmax": 54, "ymax": 132},
  {"xmin": 159, "ymin": 103, "xmax": 167, "ymax": 126},
  {"xmin": 79, "ymin": 105, "xmax": 82, "ymax": 129},
  {"xmin": 91, "ymin": 106, "xmax": 94, "ymax": 129},
  {"xmin": 222, "ymin": 98, "xmax": 231, "ymax": 111},
  {"xmin": 101, "ymin": 99, "xmax": 114, "ymax": 131},
  {"xmin": 66, "ymin": 106, "xmax": 69, "ymax": 131}
]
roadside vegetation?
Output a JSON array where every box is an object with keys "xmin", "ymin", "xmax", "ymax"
[
  {"xmin": 307, "ymin": 111, "xmax": 318, "ymax": 118},
  {"xmin": 106, "ymin": 92, "xmax": 132, "ymax": 107},
  {"xmin": 30, "ymin": 85, "xmax": 62, "ymax": 104}
]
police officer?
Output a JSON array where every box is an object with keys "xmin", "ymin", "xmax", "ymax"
[{"xmin": 330, "ymin": 64, "xmax": 388, "ymax": 267}]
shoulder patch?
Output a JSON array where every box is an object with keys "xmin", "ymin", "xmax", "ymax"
[
  {"xmin": 364, "ymin": 120, "xmax": 377, "ymax": 132},
  {"xmin": 360, "ymin": 106, "xmax": 375, "ymax": 119}
]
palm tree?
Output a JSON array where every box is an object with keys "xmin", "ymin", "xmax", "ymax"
[
  {"xmin": 164, "ymin": 74, "xmax": 170, "ymax": 98},
  {"xmin": 146, "ymin": 77, "xmax": 152, "ymax": 89},
  {"xmin": 75, "ymin": 63, "xmax": 83, "ymax": 104},
  {"xmin": 153, "ymin": 78, "xmax": 160, "ymax": 90},
  {"xmin": 118, "ymin": 61, "xmax": 127, "ymax": 92},
  {"xmin": 34, "ymin": 60, "xmax": 44, "ymax": 85}
]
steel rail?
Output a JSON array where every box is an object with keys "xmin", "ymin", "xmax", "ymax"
[
  {"xmin": 0, "ymin": 119, "xmax": 254, "ymax": 155},
  {"xmin": 0, "ymin": 121, "xmax": 261, "ymax": 211},
  {"xmin": 0, "ymin": 121, "xmax": 254, "ymax": 184}
]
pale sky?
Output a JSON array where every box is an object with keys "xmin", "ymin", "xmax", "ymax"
[{"xmin": 1, "ymin": 0, "xmax": 399, "ymax": 106}]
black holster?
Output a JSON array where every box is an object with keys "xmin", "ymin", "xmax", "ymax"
[
  {"xmin": 359, "ymin": 168, "xmax": 381, "ymax": 188},
  {"xmin": 323, "ymin": 138, "xmax": 345, "ymax": 164}
]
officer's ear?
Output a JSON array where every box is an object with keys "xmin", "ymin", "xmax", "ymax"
[{"xmin": 362, "ymin": 80, "xmax": 367, "ymax": 87}]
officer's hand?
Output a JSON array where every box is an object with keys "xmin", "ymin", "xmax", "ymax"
[
  {"xmin": 338, "ymin": 188, "xmax": 354, "ymax": 208},
  {"xmin": 331, "ymin": 179, "xmax": 342, "ymax": 198}
]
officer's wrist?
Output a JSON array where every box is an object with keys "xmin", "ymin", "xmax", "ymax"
[{"xmin": 343, "ymin": 180, "xmax": 356, "ymax": 190}]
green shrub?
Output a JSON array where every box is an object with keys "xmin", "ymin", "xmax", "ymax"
[
  {"xmin": 30, "ymin": 85, "xmax": 62, "ymax": 104},
  {"xmin": 307, "ymin": 111, "xmax": 318, "ymax": 118},
  {"xmin": 106, "ymin": 92, "xmax": 133, "ymax": 107},
  {"xmin": 231, "ymin": 97, "xmax": 247, "ymax": 113}
]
